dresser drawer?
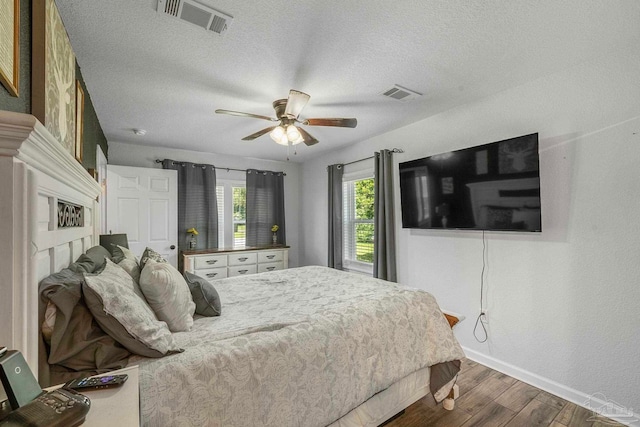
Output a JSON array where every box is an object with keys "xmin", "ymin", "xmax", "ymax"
[
  {"xmin": 228, "ymin": 252, "xmax": 257, "ymax": 266},
  {"xmin": 257, "ymin": 250, "xmax": 284, "ymax": 263},
  {"xmin": 194, "ymin": 267, "xmax": 228, "ymax": 281},
  {"xmin": 194, "ymin": 254, "xmax": 228, "ymax": 269},
  {"xmin": 228, "ymin": 265, "xmax": 257, "ymax": 277},
  {"xmin": 257, "ymin": 261, "xmax": 284, "ymax": 273}
]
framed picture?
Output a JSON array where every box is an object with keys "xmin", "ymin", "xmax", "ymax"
[
  {"xmin": 75, "ymin": 80, "xmax": 84, "ymax": 162},
  {"xmin": 32, "ymin": 0, "xmax": 76, "ymax": 157},
  {"xmin": 0, "ymin": 0, "xmax": 20, "ymax": 96}
]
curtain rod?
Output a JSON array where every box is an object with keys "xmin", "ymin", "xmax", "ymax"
[
  {"xmin": 154, "ymin": 159, "xmax": 286, "ymax": 176},
  {"xmin": 341, "ymin": 148, "xmax": 404, "ymax": 167}
]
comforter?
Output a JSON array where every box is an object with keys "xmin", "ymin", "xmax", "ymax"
[{"xmin": 131, "ymin": 266, "xmax": 464, "ymax": 427}]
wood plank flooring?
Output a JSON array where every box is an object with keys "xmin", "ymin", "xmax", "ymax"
[{"xmin": 384, "ymin": 359, "xmax": 624, "ymax": 427}]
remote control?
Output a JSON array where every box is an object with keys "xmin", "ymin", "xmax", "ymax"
[{"xmin": 64, "ymin": 374, "xmax": 128, "ymax": 391}]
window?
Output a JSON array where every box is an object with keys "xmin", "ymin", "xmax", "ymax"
[
  {"xmin": 217, "ymin": 179, "xmax": 246, "ymax": 248},
  {"xmin": 343, "ymin": 175, "xmax": 375, "ymax": 274},
  {"xmin": 232, "ymin": 186, "xmax": 246, "ymax": 247}
]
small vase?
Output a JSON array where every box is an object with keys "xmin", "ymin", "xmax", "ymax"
[
  {"xmin": 189, "ymin": 234, "xmax": 197, "ymax": 249},
  {"xmin": 272, "ymin": 233, "xmax": 278, "ymax": 245}
]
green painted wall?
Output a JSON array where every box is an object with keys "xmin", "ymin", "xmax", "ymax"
[
  {"xmin": 0, "ymin": 0, "xmax": 108, "ymax": 167},
  {"xmin": 76, "ymin": 65, "xmax": 108, "ymax": 169}
]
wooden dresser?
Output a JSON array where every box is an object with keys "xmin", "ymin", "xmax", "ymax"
[{"xmin": 182, "ymin": 245, "xmax": 289, "ymax": 281}]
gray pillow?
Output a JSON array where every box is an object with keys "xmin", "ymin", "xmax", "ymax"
[
  {"xmin": 85, "ymin": 246, "xmax": 112, "ymax": 271},
  {"xmin": 39, "ymin": 268, "xmax": 130, "ymax": 372},
  {"xmin": 83, "ymin": 259, "xmax": 182, "ymax": 358},
  {"xmin": 140, "ymin": 247, "xmax": 167, "ymax": 269},
  {"xmin": 184, "ymin": 271, "xmax": 221, "ymax": 317},
  {"xmin": 68, "ymin": 254, "xmax": 95, "ymax": 273}
]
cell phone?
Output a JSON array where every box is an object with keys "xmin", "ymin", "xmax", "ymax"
[{"xmin": 64, "ymin": 374, "xmax": 128, "ymax": 391}]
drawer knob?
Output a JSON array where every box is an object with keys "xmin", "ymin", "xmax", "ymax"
[
  {"xmin": 266, "ymin": 255, "xmax": 275, "ymax": 259},
  {"xmin": 206, "ymin": 260, "xmax": 218, "ymax": 264},
  {"xmin": 206, "ymin": 273, "xmax": 218, "ymax": 278},
  {"xmin": 267, "ymin": 267, "xmax": 275, "ymax": 271},
  {"xmin": 239, "ymin": 269, "xmax": 248, "ymax": 274},
  {"xmin": 238, "ymin": 257, "xmax": 248, "ymax": 262}
]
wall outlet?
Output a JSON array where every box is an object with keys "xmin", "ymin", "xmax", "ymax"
[{"xmin": 480, "ymin": 311, "xmax": 489, "ymax": 323}]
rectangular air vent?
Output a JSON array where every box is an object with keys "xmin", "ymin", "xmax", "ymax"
[
  {"xmin": 157, "ymin": 0, "xmax": 233, "ymax": 36},
  {"xmin": 380, "ymin": 85, "xmax": 422, "ymax": 102}
]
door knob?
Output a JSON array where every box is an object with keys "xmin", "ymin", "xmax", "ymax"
[{"xmin": 170, "ymin": 245, "xmax": 176, "ymax": 250}]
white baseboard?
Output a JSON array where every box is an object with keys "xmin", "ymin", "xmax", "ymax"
[{"xmin": 462, "ymin": 347, "xmax": 639, "ymax": 427}]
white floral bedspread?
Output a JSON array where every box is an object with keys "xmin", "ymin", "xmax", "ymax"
[{"xmin": 130, "ymin": 266, "xmax": 464, "ymax": 427}]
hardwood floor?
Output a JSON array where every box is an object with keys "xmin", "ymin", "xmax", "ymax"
[{"xmin": 384, "ymin": 359, "xmax": 624, "ymax": 427}]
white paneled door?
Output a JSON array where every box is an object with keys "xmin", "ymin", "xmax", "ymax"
[{"xmin": 107, "ymin": 165, "xmax": 178, "ymax": 267}]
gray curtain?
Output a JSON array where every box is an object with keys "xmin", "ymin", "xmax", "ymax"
[
  {"xmin": 246, "ymin": 169, "xmax": 286, "ymax": 246},
  {"xmin": 327, "ymin": 164, "xmax": 343, "ymax": 269},
  {"xmin": 373, "ymin": 150, "xmax": 397, "ymax": 282},
  {"xmin": 162, "ymin": 160, "xmax": 218, "ymax": 251}
]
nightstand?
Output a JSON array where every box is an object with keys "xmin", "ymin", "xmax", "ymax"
[{"xmin": 48, "ymin": 365, "xmax": 140, "ymax": 426}]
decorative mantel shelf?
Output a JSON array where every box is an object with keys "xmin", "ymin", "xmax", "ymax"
[{"xmin": 0, "ymin": 111, "xmax": 101, "ymax": 379}]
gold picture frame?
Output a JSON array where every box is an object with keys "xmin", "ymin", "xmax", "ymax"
[
  {"xmin": 32, "ymin": 0, "xmax": 76, "ymax": 157},
  {"xmin": 75, "ymin": 80, "xmax": 84, "ymax": 162},
  {"xmin": 0, "ymin": 0, "xmax": 20, "ymax": 96}
]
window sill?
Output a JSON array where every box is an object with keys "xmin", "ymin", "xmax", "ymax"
[{"xmin": 343, "ymin": 261, "xmax": 373, "ymax": 276}]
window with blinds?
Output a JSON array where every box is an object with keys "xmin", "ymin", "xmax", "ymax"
[
  {"xmin": 343, "ymin": 176, "xmax": 375, "ymax": 274},
  {"xmin": 232, "ymin": 185, "xmax": 246, "ymax": 247},
  {"xmin": 216, "ymin": 185, "xmax": 225, "ymax": 247},
  {"xmin": 217, "ymin": 179, "xmax": 246, "ymax": 248}
]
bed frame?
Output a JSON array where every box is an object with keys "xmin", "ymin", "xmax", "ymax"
[
  {"xmin": 0, "ymin": 110, "xmax": 457, "ymax": 425},
  {"xmin": 0, "ymin": 111, "xmax": 101, "ymax": 383}
]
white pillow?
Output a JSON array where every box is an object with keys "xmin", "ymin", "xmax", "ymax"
[
  {"xmin": 139, "ymin": 260, "xmax": 195, "ymax": 332},
  {"xmin": 83, "ymin": 259, "xmax": 180, "ymax": 357}
]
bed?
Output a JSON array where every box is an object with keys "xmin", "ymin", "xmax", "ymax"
[{"xmin": 0, "ymin": 111, "xmax": 464, "ymax": 427}]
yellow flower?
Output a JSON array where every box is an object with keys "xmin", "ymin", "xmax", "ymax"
[
  {"xmin": 187, "ymin": 228, "xmax": 199, "ymax": 235},
  {"xmin": 271, "ymin": 224, "xmax": 279, "ymax": 232}
]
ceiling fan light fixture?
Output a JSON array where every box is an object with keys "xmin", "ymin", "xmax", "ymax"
[
  {"xmin": 270, "ymin": 125, "xmax": 285, "ymax": 142},
  {"xmin": 286, "ymin": 125, "xmax": 301, "ymax": 142}
]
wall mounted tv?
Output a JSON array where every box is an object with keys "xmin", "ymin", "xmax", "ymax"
[{"xmin": 399, "ymin": 133, "xmax": 541, "ymax": 232}]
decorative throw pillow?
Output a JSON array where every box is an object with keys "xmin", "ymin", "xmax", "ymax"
[
  {"xmin": 118, "ymin": 258, "xmax": 142, "ymax": 284},
  {"xmin": 85, "ymin": 246, "xmax": 113, "ymax": 271},
  {"xmin": 83, "ymin": 259, "xmax": 181, "ymax": 357},
  {"xmin": 139, "ymin": 260, "xmax": 195, "ymax": 332},
  {"xmin": 112, "ymin": 245, "xmax": 138, "ymax": 264},
  {"xmin": 140, "ymin": 247, "xmax": 167, "ymax": 269},
  {"xmin": 184, "ymin": 272, "xmax": 222, "ymax": 317}
]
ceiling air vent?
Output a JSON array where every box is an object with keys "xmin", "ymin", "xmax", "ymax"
[
  {"xmin": 380, "ymin": 85, "xmax": 422, "ymax": 102},
  {"xmin": 157, "ymin": 0, "xmax": 233, "ymax": 36}
]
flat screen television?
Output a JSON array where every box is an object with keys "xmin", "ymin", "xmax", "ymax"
[{"xmin": 399, "ymin": 133, "xmax": 541, "ymax": 231}]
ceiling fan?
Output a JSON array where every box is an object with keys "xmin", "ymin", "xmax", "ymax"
[{"xmin": 215, "ymin": 90, "xmax": 357, "ymax": 147}]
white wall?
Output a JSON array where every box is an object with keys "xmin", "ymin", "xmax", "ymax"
[
  {"xmin": 108, "ymin": 143, "xmax": 303, "ymax": 268},
  {"xmin": 300, "ymin": 48, "xmax": 640, "ymax": 421}
]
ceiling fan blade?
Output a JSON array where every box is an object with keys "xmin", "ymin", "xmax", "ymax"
[
  {"xmin": 297, "ymin": 127, "xmax": 319, "ymax": 146},
  {"xmin": 303, "ymin": 118, "xmax": 358, "ymax": 128},
  {"xmin": 242, "ymin": 126, "xmax": 276, "ymax": 141},
  {"xmin": 284, "ymin": 90, "xmax": 310, "ymax": 119},
  {"xmin": 215, "ymin": 109, "xmax": 277, "ymax": 122}
]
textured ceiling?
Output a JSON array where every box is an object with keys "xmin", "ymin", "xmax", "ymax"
[{"xmin": 56, "ymin": 0, "xmax": 640, "ymax": 162}]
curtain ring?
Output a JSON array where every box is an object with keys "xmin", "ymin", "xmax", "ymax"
[
  {"xmin": 172, "ymin": 161, "xmax": 177, "ymax": 165},
  {"xmin": 263, "ymin": 172, "xmax": 267, "ymax": 175}
]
